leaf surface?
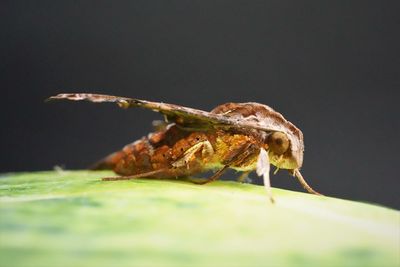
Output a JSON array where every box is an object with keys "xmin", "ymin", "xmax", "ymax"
[{"xmin": 0, "ymin": 171, "xmax": 398, "ymax": 267}]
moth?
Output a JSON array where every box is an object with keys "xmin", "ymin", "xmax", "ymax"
[{"xmin": 48, "ymin": 93, "xmax": 322, "ymax": 202}]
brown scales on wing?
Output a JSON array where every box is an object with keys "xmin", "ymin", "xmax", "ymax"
[{"xmin": 92, "ymin": 123, "xmax": 264, "ymax": 179}]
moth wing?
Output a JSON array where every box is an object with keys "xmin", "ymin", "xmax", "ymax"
[{"xmin": 47, "ymin": 93, "xmax": 273, "ymax": 131}]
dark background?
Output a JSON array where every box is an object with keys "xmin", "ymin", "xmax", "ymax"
[{"xmin": 1, "ymin": 1, "xmax": 399, "ymax": 208}]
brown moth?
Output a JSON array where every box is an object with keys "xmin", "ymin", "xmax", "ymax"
[{"xmin": 48, "ymin": 93, "xmax": 322, "ymax": 202}]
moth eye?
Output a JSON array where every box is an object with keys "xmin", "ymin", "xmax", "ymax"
[{"xmin": 268, "ymin": 132, "xmax": 289, "ymax": 155}]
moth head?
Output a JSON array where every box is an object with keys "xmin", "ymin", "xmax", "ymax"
[
  {"xmin": 267, "ymin": 132, "xmax": 289, "ymax": 155},
  {"xmin": 266, "ymin": 130, "xmax": 304, "ymax": 170},
  {"xmin": 210, "ymin": 101, "xmax": 305, "ymax": 170}
]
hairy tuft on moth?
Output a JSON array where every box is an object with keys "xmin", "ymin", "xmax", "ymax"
[{"xmin": 47, "ymin": 93, "xmax": 323, "ymax": 202}]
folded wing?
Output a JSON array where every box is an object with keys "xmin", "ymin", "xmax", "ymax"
[{"xmin": 48, "ymin": 93, "xmax": 275, "ymax": 132}]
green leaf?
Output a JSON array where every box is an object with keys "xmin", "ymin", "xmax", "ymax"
[{"xmin": 0, "ymin": 171, "xmax": 398, "ymax": 267}]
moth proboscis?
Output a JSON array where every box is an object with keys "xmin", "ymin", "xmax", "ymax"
[{"xmin": 48, "ymin": 93, "xmax": 323, "ymax": 202}]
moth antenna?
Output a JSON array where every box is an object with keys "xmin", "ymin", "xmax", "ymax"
[
  {"xmin": 293, "ymin": 169, "xmax": 323, "ymax": 196},
  {"xmin": 273, "ymin": 167, "xmax": 280, "ymax": 175}
]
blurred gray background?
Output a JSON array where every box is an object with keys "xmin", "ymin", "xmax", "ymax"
[{"xmin": 1, "ymin": 1, "xmax": 399, "ymax": 208}]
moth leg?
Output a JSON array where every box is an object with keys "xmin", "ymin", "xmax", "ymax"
[
  {"xmin": 189, "ymin": 165, "xmax": 230, "ymax": 185},
  {"xmin": 273, "ymin": 154, "xmax": 284, "ymax": 174},
  {"xmin": 292, "ymin": 169, "xmax": 323, "ymax": 196},
  {"xmin": 152, "ymin": 120, "xmax": 169, "ymax": 131},
  {"xmin": 172, "ymin": 141, "xmax": 214, "ymax": 169},
  {"xmin": 102, "ymin": 169, "xmax": 167, "ymax": 181},
  {"xmin": 256, "ymin": 148, "xmax": 274, "ymax": 203},
  {"xmin": 237, "ymin": 171, "xmax": 251, "ymax": 183},
  {"xmin": 191, "ymin": 142, "xmax": 259, "ymax": 185}
]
